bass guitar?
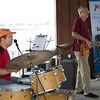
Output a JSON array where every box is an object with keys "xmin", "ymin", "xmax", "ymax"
[{"xmin": 80, "ymin": 41, "xmax": 100, "ymax": 57}]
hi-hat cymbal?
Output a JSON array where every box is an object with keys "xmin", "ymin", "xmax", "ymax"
[
  {"xmin": 6, "ymin": 50, "xmax": 56, "ymax": 70},
  {"xmin": 56, "ymin": 43, "xmax": 73, "ymax": 49},
  {"xmin": 55, "ymin": 43, "xmax": 73, "ymax": 55}
]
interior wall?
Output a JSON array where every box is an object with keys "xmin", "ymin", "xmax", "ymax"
[
  {"xmin": 56, "ymin": 0, "xmax": 89, "ymax": 45},
  {"xmin": 56, "ymin": 0, "xmax": 89, "ymax": 56}
]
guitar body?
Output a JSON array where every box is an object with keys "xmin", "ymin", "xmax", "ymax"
[
  {"xmin": 80, "ymin": 41, "xmax": 89, "ymax": 57},
  {"xmin": 80, "ymin": 41, "xmax": 100, "ymax": 57}
]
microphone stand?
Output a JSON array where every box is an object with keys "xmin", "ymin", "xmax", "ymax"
[
  {"xmin": 14, "ymin": 39, "xmax": 23, "ymax": 54},
  {"xmin": 14, "ymin": 39, "xmax": 24, "ymax": 77}
]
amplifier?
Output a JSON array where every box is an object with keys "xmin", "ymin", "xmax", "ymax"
[{"xmin": 60, "ymin": 58, "xmax": 77, "ymax": 90}]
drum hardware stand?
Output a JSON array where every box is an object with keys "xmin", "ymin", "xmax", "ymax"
[
  {"xmin": 44, "ymin": 37, "xmax": 53, "ymax": 50},
  {"xmin": 55, "ymin": 54, "xmax": 62, "ymax": 66},
  {"xmin": 26, "ymin": 38, "xmax": 33, "ymax": 52},
  {"xmin": 33, "ymin": 66, "xmax": 46, "ymax": 100}
]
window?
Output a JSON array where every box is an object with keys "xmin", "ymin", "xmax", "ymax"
[{"xmin": 0, "ymin": 0, "xmax": 56, "ymax": 58}]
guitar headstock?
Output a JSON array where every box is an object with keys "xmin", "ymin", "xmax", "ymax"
[
  {"xmin": 96, "ymin": 42, "xmax": 100, "ymax": 46},
  {"xmin": 91, "ymin": 41, "xmax": 100, "ymax": 47}
]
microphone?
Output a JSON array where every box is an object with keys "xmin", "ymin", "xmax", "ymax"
[
  {"xmin": 14, "ymin": 39, "xmax": 18, "ymax": 47},
  {"xmin": 14, "ymin": 39, "xmax": 23, "ymax": 54}
]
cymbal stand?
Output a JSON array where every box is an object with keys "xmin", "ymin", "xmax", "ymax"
[
  {"xmin": 33, "ymin": 65, "xmax": 46, "ymax": 100},
  {"xmin": 55, "ymin": 54, "xmax": 62, "ymax": 66},
  {"xmin": 58, "ymin": 55, "xmax": 62, "ymax": 65}
]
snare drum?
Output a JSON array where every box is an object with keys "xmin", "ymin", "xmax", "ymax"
[
  {"xmin": 30, "ymin": 70, "xmax": 59, "ymax": 95},
  {"xmin": 0, "ymin": 84, "xmax": 31, "ymax": 100},
  {"xmin": 39, "ymin": 89, "xmax": 75, "ymax": 100},
  {"xmin": 54, "ymin": 67, "xmax": 66, "ymax": 84}
]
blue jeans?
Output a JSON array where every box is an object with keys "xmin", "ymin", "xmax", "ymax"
[{"xmin": 0, "ymin": 77, "xmax": 20, "ymax": 85}]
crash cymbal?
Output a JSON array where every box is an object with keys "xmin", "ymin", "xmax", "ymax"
[
  {"xmin": 6, "ymin": 43, "xmax": 72, "ymax": 70},
  {"xmin": 6, "ymin": 50, "xmax": 56, "ymax": 70}
]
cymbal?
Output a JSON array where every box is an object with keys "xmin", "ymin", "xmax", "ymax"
[
  {"xmin": 6, "ymin": 50, "xmax": 56, "ymax": 70},
  {"xmin": 56, "ymin": 43, "xmax": 73, "ymax": 49},
  {"xmin": 55, "ymin": 43, "xmax": 73, "ymax": 54},
  {"xmin": 6, "ymin": 43, "xmax": 72, "ymax": 70}
]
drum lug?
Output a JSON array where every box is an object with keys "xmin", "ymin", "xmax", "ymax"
[
  {"xmin": 10, "ymin": 92, "xmax": 13, "ymax": 98},
  {"xmin": 0, "ymin": 93, "xmax": 2, "ymax": 97},
  {"xmin": 21, "ymin": 90, "xmax": 26, "ymax": 97},
  {"xmin": 54, "ymin": 72, "xmax": 57, "ymax": 75},
  {"xmin": 62, "ymin": 68, "xmax": 64, "ymax": 71},
  {"xmin": 43, "ymin": 75, "xmax": 46, "ymax": 80},
  {"xmin": 24, "ymin": 91, "xmax": 26, "ymax": 97},
  {"xmin": 31, "ymin": 80, "xmax": 34, "ymax": 83}
]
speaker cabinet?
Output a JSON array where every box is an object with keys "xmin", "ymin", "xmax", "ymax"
[{"xmin": 60, "ymin": 58, "xmax": 77, "ymax": 90}]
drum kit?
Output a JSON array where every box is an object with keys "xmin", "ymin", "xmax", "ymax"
[{"xmin": 0, "ymin": 43, "xmax": 75, "ymax": 100}]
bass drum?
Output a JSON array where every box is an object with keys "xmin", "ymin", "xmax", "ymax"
[
  {"xmin": 38, "ymin": 89, "xmax": 75, "ymax": 100},
  {"xmin": 0, "ymin": 84, "xmax": 31, "ymax": 100},
  {"xmin": 30, "ymin": 70, "xmax": 59, "ymax": 95}
]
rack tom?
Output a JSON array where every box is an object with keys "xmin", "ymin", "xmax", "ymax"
[
  {"xmin": 30, "ymin": 70, "xmax": 59, "ymax": 95},
  {"xmin": 53, "ymin": 67, "xmax": 66, "ymax": 84}
]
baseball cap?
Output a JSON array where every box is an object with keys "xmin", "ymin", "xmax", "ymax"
[{"xmin": 0, "ymin": 28, "xmax": 16, "ymax": 38}]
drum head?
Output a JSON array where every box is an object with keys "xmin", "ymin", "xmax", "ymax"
[{"xmin": 1, "ymin": 84, "xmax": 30, "ymax": 91}]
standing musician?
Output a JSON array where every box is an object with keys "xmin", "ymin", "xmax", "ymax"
[
  {"xmin": 0, "ymin": 28, "xmax": 19, "ymax": 85},
  {"xmin": 72, "ymin": 6, "xmax": 99, "ymax": 98}
]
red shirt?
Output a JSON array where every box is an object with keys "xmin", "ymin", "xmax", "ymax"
[
  {"xmin": 72, "ymin": 17, "xmax": 91, "ymax": 51},
  {"xmin": 0, "ymin": 46, "xmax": 11, "ymax": 80}
]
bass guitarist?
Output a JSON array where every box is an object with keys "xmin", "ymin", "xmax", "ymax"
[{"xmin": 72, "ymin": 6, "xmax": 99, "ymax": 98}]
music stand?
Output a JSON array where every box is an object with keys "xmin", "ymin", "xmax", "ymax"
[{"xmin": 32, "ymin": 34, "xmax": 48, "ymax": 50}]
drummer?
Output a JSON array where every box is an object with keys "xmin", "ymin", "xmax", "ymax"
[{"xmin": 0, "ymin": 28, "xmax": 19, "ymax": 85}]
